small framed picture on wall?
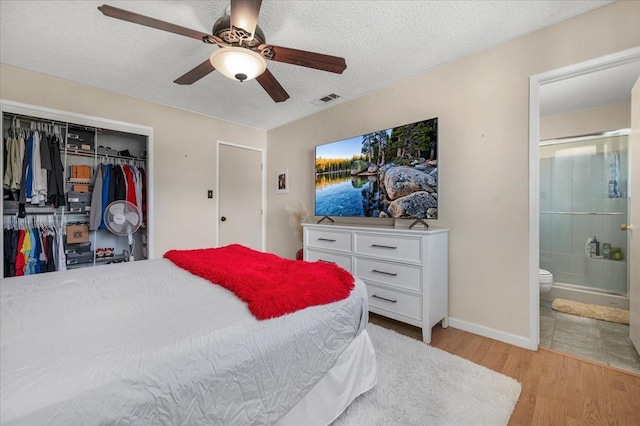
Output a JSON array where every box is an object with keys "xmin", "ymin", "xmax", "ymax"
[{"xmin": 276, "ymin": 169, "xmax": 289, "ymax": 194}]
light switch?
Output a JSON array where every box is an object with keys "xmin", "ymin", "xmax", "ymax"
[{"xmin": 207, "ymin": 190, "xmax": 213, "ymax": 199}]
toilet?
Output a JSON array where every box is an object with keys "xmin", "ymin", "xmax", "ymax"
[{"xmin": 539, "ymin": 269, "xmax": 553, "ymax": 293}]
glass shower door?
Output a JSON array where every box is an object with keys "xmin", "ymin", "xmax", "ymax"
[{"xmin": 539, "ymin": 134, "xmax": 628, "ymax": 295}]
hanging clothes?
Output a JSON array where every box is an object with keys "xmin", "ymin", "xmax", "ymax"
[
  {"xmin": 3, "ymin": 123, "xmax": 25, "ymax": 198},
  {"xmin": 123, "ymin": 165, "xmax": 136, "ymax": 206},
  {"xmin": 90, "ymin": 163, "xmax": 104, "ymax": 231},
  {"xmin": 21, "ymin": 227, "xmax": 33, "ymax": 275},
  {"xmin": 139, "ymin": 167, "xmax": 147, "ymax": 225},
  {"xmin": 20, "ymin": 132, "xmax": 33, "ymax": 204},
  {"xmin": 3, "ymin": 216, "xmax": 66, "ymax": 277},
  {"xmin": 3, "ymin": 227, "xmax": 18, "ymax": 277},
  {"xmin": 14, "ymin": 228, "xmax": 26, "ymax": 276},
  {"xmin": 47, "ymin": 134, "xmax": 65, "ymax": 208},
  {"xmin": 114, "ymin": 164, "xmax": 126, "ymax": 201},
  {"xmin": 30, "ymin": 131, "xmax": 47, "ymax": 205},
  {"xmin": 55, "ymin": 222, "xmax": 66, "ymax": 272},
  {"xmin": 3, "ymin": 133, "xmax": 20, "ymax": 192},
  {"xmin": 45, "ymin": 233, "xmax": 56, "ymax": 272},
  {"xmin": 100, "ymin": 164, "xmax": 112, "ymax": 230},
  {"xmin": 133, "ymin": 165, "xmax": 143, "ymax": 216}
]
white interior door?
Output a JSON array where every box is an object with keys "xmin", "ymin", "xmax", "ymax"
[
  {"xmin": 629, "ymin": 78, "xmax": 640, "ymax": 350},
  {"xmin": 217, "ymin": 142, "xmax": 264, "ymax": 251}
]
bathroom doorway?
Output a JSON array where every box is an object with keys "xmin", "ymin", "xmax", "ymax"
[
  {"xmin": 538, "ymin": 131, "xmax": 640, "ymax": 372},
  {"xmin": 529, "ymin": 47, "xmax": 640, "ymax": 373}
]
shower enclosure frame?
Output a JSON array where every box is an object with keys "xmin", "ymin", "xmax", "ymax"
[{"xmin": 539, "ymin": 130, "xmax": 630, "ymax": 304}]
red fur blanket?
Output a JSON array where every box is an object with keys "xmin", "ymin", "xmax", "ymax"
[{"xmin": 164, "ymin": 244, "xmax": 355, "ymax": 320}]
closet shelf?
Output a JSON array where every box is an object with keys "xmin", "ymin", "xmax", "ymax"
[
  {"xmin": 96, "ymin": 254, "xmax": 127, "ymax": 263},
  {"xmin": 63, "ymin": 147, "xmax": 147, "ymax": 162},
  {"xmin": 3, "ymin": 208, "xmax": 60, "ymax": 216},
  {"xmin": 64, "ymin": 148, "xmax": 94, "ymax": 158}
]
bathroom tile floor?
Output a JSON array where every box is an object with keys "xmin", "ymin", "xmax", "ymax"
[{"xmin": 539, "ymin": 299, "xmax": 640, "ymax": 374}]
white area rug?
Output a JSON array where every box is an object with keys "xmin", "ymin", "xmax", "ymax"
[{"xmin": 332, "ymin": 324, "xmax": 522, "ymax": 425}]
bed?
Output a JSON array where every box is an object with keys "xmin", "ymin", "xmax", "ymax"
[{"xmin": 0, "ymin": 250, "xmax": 377, "ymax": 425}]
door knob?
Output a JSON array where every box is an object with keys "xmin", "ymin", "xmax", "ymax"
[
  {"xmin": 221, "ymin": 216, "xmax": 227, "ymax": 222},
  {"xmin": 621, "ymin": 224, "xmax": 634, "ymax": 231}
]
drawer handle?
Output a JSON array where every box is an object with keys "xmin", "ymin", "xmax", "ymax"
[
  {"xmin": 372, "ymin": 294, "xmax": 398, "ymax": 303},
  {"xmin": 371, "ymin": 244, "xmax": 397, "ymax": 249},
  {"xmin": 318, "ymin": 238, "xmax": 337, "ymax": 242},
  {"xmin": 372, "ymin": 269, "xmax": 398, "ymax": 276},
  {"xmin": 319, "ymin": 260, "xmax": 336, "ymax": 264}
]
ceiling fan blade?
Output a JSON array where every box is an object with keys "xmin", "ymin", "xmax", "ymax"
[
  {"xmin": 230, "ymin": 0, "xmax": 262, "ymax": 39},
  {"xmin": 174, "ymin": 59, "xmax": 216, "ymax": 85},
  {"xmin": 98, "ymin": 4, "xmax": 212, "ymax": 41},
  {"xmin": 267, "ymin": 45, "xmax": 347, "ymax": 74},
  {"xmin": 255, "ymin": 69, "xmax": 290, "ymax": 103}
]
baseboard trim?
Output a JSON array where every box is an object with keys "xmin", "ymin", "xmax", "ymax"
[{"xmin": 447, "ymin": 317, "xmax": 536, "ymax": 351}]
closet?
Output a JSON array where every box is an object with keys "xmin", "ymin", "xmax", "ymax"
[{"xmin": 1, "ymin": 100, "xmax": 153, "ymax": 278}]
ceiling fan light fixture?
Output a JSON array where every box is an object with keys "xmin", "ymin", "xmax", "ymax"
[{"xmin": 210, "ymin": 47, "xmax": 267, "ymax": 82}]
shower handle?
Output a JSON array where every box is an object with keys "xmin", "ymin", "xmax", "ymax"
[{"xmin": 620, "ymin": 224, "xmax": 635, "ymax": 231}]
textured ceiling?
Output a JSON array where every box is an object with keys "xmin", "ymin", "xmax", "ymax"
[{"xmin": 0, "ymin": 0, "xmax": 614, "ymax": 130}]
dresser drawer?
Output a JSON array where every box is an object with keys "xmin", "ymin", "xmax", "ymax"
[
  {"xmin": 305, "ymin": 228, "xmax": 352, "ymax": 253},
  {"xmin": 355, "ymin": 257, "xmax": 422, "ymax": 292},
  {"xmin": 366, "ymin": 283, "xmax": 422, "ymax": 321},
  {"xmin": 305, "ymin": 249, "xmax": 352, "ymax": 273},
  {"xmin": 354, "ymin": 232, "xmax": 421, "ymax": 262}
]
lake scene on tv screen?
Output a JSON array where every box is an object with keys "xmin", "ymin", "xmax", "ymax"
[{"xmin": 315, "ymin": 117, "xmax": 438, "ymax": 219}]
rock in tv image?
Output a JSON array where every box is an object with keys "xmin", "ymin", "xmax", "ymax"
[{"xmin": 315, "ymin": 117, "xmax": 438, "ymax": 219}]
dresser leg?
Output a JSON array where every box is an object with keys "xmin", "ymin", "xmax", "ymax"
[
  {"xmin": 422, "ymin": 327, "xmax": 432, "ymax": 345},
  {"xmin": 441, "ymin": 317, "xmax": 449, "ymax": 328}
]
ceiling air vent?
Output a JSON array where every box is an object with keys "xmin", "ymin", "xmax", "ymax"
[{"xmin": 311, "ymin": 93, "xmax": 341, "ymax": 106}]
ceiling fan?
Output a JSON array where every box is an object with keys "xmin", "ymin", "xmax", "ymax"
[{"xmin": 98, "ymin": 0, "xmax": 347, "ymax": 103}]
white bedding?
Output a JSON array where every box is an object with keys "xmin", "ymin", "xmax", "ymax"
[{"xmin": 0, "ymin": 258, "xmax": 371, "ymax": 425}]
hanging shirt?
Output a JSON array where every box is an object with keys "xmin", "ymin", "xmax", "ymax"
[
  {"xmin": 17, "ymin": 132, "xmax": 25, "ymax": 192},
  {"xmin": 90, "ymin": 163, "xmax": 104, "ymax": 231},
  {"xmin": 140, "ymin": 167, "xmax": 147, "ymax": 225},
  {"xmin": 31, "ymin": 131, "xmax": 47, "ymax": 205},
  {"xmin": 14, "ymin": 229, "xmax": 26, "ymax": 276},
  {"xmin": 123, "ymin": 165, "xmax": 136, "ymax": 206},
  {"xmin": 2, "ymin": 136, "xmax": 19, "ymax": 191},
  {"xmin": 21, "ymin": 228, "xmax": 32, "ymax": 275},
  {"xmin": 47, "ymin": 135, "xmax": 65, "ymax": 208},
  {"xmin": 38, "ymin": 227, "xmax": 48, "ymax": 273},
  {"xmin": 52, "ymin": 224, "xmax": 66, "ymax": 272},
  {"xmin": 131, "ymin": 165, "xmax": 143, "ymax": 218},
  {"xmin": 114, "ymin": 165, "xmax": 126, "ymax": 201},
  {"xmin": 23, "ymin": 133, "xmax": 34, "ymax": 202},
  {"xmin": 100, "ymin": 164, "xmax": 111, "ymax": 230},
  {"xmin": 30, "ymin": 227, "xmax": 40, "ymax": 274}
]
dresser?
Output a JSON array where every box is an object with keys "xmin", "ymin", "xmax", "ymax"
[{"xmin": 303, "ymin": 223, "xmax": 448, "ymax": 344}]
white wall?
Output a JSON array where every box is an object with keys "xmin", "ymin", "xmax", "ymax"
[
  {"xmin": 266, "ymin": 1, "xmax": 640, "ymax": 341},
  {"xmin": 0, "ymin": 64, "xmax": 267, "ymax": 256}
]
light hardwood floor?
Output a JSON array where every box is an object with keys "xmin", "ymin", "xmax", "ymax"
[{"xmin": 369, "ymin": 313, "xmax": 640, "ymax": 425}]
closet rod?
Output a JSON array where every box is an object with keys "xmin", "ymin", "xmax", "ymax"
[
  {"xmin": 3, "ymin": 208, "xmax": 58, "ymax": 216},
  {"xmin": 2, "ymin": 112, "xmax": 68, "ymax": 127}
]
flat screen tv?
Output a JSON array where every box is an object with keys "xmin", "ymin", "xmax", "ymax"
[{"xmin": 315, "ymin": 117, "xmax": 438, "ymax": 225}]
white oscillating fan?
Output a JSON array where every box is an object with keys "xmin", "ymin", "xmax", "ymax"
[{"xmin": 104, "ymin": 200, "xmax": 142, "ymax": 261}]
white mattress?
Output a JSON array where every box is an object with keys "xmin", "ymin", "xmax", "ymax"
[{"xmin": 0, "ymin": 258, "xmax": 371, "ymax": 425}]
